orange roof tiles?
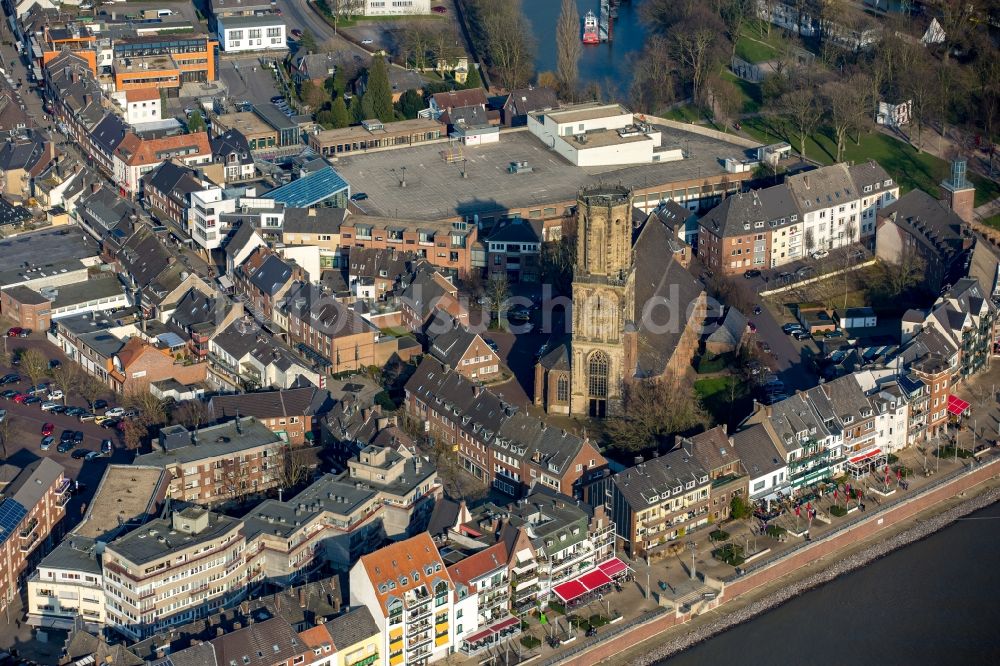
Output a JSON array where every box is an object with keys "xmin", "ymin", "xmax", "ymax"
[
  {"xmin": 446, "ymin": 542, "xmax": 507, "ymax": 591},
  {"xmin": 359, "ymin": 533, "xmax": 451, "ymax": 617},
  {"xmin": 298, "ymin": 624, "xmax": 335, "ymax": 652},
  {"xmin": 114, "ymin": 131, "xmax": 211, "ymax": 167},
  {"xmin": 125, "ymin": 88, "xmax": 161, "ymax": 103}
]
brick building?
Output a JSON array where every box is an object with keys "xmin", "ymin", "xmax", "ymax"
[
  {"xmin": 108, "ymin": 337, "xmax": 208, "ymax": 394},
  {"xmin": 0, "ymin": 285, "xmax": 51, "ymax": 330},
  {"xmin": 339, "ymin": 217, "xmax": 476, "ymax": 278},
  {"xmin": 208, "ymin": 386, "xmax": 335, "ymax": 446},
  {"xmin": 281, "ymin": 281, "xmax": 380, "ymax": 374}
]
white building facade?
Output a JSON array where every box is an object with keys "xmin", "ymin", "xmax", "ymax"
[{"xmin": 217, "ymin": 15, "xmax": 287, "ymax": 53}]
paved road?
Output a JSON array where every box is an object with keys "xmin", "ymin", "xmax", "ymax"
[{"xmin": 277, "ymin": 0, "xmax": 370, "ymax": 62}]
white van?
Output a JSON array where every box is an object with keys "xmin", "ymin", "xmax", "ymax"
[{"xmin": 157, "ymin": 9, "xmax": 175, "ymax": 17}]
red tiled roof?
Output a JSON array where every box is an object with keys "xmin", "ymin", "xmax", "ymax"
[
  {"xmin": 359, "ymin": 533, "xmax": 451, "ymax": 617},
  {"xmin": 446, "ymin": 542, "xmax": 507, "ymax": 591}
]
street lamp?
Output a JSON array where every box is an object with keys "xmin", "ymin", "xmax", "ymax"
[{"xmin": 687, "ymin": 540, "xmax": 697, "ymax": 581}]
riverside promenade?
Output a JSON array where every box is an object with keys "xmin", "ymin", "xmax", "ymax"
[{"xmin": 540, "ymin": 452, "xmax": 1000, "ymax": 666}]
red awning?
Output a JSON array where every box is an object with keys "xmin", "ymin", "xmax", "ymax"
[
  {"xmin": 552, "ymin": 579, "xmax": 588, "ymax": 604},
  {"xmin": 461, "ymin": 616, "xmax": 519, "ymax": 645},
  {"xmin": 597, "ymin": 557, "xmax": 629, "ymax": 578},
  {"xmin": 553, "ymin": 568, "xmax": 614, "ymax": 603},
  {"xmin": 849, "ymin": 448, "xmax": 881, "ymax": 464},
  {"xmin": 948, "ymin": 395, "xmax": 971, "ymax": 416}
]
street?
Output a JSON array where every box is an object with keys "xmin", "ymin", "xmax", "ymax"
[{"xmin": 276, "ymin": 0, "xmax": 371, "ymax": 62}]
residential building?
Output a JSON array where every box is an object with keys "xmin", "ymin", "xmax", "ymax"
[
  {"xmin": 347, "ymin": 247, "xmax": 416, "ymax": 301},
  {"xmin": 0, "ymin": 459, "xmax": 69, "ymax": 615},
  {"xmin": 324, "ymin": 608, "xmax": 381, "ymax": 666},
  {"xmin": 217, "ymin": 14, "xmax": 287, "ymax": 53},
  {"xmin": 112, "ymin": 34, "xmax": 218, "ymax": 94},
  {"xmin": 234, "ymin": 247, "xmax": 299, "ymax": 321},
  {"xmin": 134, "ymin": 417, "xmax": 287, "ymax": 505},
  {"xmin": 730, "ymin": 423, "xmax": 789, "ymax": 506},
  {"xmin": 211, "ymin": 128, "xmax": 256, "ymax": 183},
  {"xmin": 340, "ymin": 216, "xmax": 476, "ymax": 277},
  {"xmin": 166, "ymin": 287, "xmax": 243, "ymax": 360},
  {"xmin": 361, "ymin": 0, "xmax": 431, "ymax": 18},
  {"xmin": 113, "ymin": 132, "xmax": 212, "ymax": 198},
  {"xmin": 426, "ymin": 313, "xmax": 501, "ymax": 381},
  {"xmin": 208, "ymin": 318, "xmax": 324, "ymax": 391},
  {"xmin": 0, "ymin": 131, "xmax": 54, "ymax": 199},
  {"xmin": 485, "ymin": 218, "xmax": 542, "ymax": 283},
  {"xmin": 113, "ymin": 87, "xmax": 163, "ymax": 125},
  {"xmin": 427, "ymin": 89, "xmax": 488, "ymax": 121},
  {"xmin": 190, "ymin": 186, "xmax": 240, "ymax": 251},
  {"xmin": 291, "ymin": 51, "xmax": 338, "ymax": 88},
  {"xmin": 399, "ymin": 267, "xmax": 468, "ymax": 331},
  {"xmin": 604, "ymin": 450, "xmax": 711, "ymax": 560},
  {"xmin": 349, "ymin": 533, "xmax": 454, "ymax": 666},
  {"xmin": 0, "ymin": 285, "xmax": 52, "ymax": 330},
  {"xmin": 683, "ymin": 426, "xmax": 748, "ymax": 522},
  {"xmin": 281, "ymin": 281, "xmax": 380, "ymax": 374},
  {"xmin": 406, "ymin": 356, "xmax": 607, "ymax": 498},
  {"xmin": 107, "ymin": 336, "xmax": 208, "ymax": 394},
  {"xmin": 102, "ymin": 508, "xmax": 246, "ymax": 640},
  {"xmin": 498, "ymin": 86, "xmax": 559, "ymax": 127},
  {"xmin": 446, "ymin": 542, "xmax": 518, "ymax": 654},
  {"xmin": 142, "ymin": 160, "xmax": 206, "ymax": 237},
  {"xmin": 209, "ymin": 386, "xmax": 334, "ymax": 445}
]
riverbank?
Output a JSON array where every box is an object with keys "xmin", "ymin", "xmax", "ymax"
[{"xmin": 599, "ymin": 468, "xmax": 1000, "ymax": 665}]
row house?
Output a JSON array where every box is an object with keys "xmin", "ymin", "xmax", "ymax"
[
  {"xmin": 208, "ymin": 318, "xmax": 324, "ymax": 391},
  {"xmin": 603, "ymin": 450, "xmax": 711, "ymax": 561},
  {"xmin": 113, "ymin": 131, "xmax": 212, "ymax": 199},
  {"xmin": 399, "ymin": 266, "xmax": 468, "ymax": 332},
  {"xmin": 142, "ymin": 160, "xmax": 207, "ymax": 237},
  {"xmin": 347, "ymin": 247, "xmax": 417, "ymax": 301},
  {"xmin": 107, "ymin": 336, "xmax": 208, "ymax": 395},
  {"xmin": 340, "ymin": 216, "xmax": 477, "ymax": 278},
  {"xmin": 244, "ymin": 445, "xmax": 440, "ymax": 582},
  {"xmin": 134, "ymin": 417, "xmax": 287, "ymax": 505},
  {"xmin": 209, "ymin": 386, "xmax": 335, "ymax": 446},
  {"xmin": 485, "ymin": 217, "xmax": 543, "ymax": 284},
  {"xmin": 234, "ymin": 246, "xmax": 299, "ymax": 322},
  {"xmin": 349, "ymin": 533, "xmax": 456, "ymax": 666},
  {"xmin": 447, "ymin": 542, "xmax": 519, "ymax": 655},
  {"xmin": 405, "ymin": 356, "xmax": 607, "ymax": 499},
  {"xmin": 44, "ymin": 51, "xmax": 109, "ymax": 156},
  {"xmin": 167, "ymin": 286, "xmax": 243, "ymax": 360},
  {"xmin": 0, "ymin": 459, "xmax": 69, "ymax": 615},
  {"xmin": 699, "ymin": 161, "xmax": 898, "ymax": 274},
  {"xmin": 426, "ymin": 311, "xmax": 501, "ymax": 381},
  {"xmin": 281, "ymin": 281, "xmax": 380, "ymax": 374},
  {"xmin": 683, "ymin": 426, "xmax": 749, "ymax": 522}
]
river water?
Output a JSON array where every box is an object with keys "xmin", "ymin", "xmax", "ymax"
[
  {"xmin": 523, "ymin": 0, "xmax": 646, "ymax": 97},
  {"xmin": 660, "ymin": 501, "xmax": 1000, "ymax": 665}
]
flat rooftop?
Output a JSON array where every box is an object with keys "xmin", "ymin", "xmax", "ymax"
[
  {"xmin": 333, "ymin": 126, "xmax": 754, "ymax": 222},
  {"xmin": 73, "ymin": 465, "xmax": 165, "ymax": 540},
  {"xmin": 216, "ymin": 111, "xmax": 274, "ymax": 136},
  {"xmin": 313, "ymin": 118, "xmax": 441, "ymax": 144},
  {"xmin": 107, "ymin": 510, "xmax": 241, "ymax": 565},
  {"xmin": 542, "ymin": 103, "xmax": 629, "ymax": 124},
  {"xmin": 564, "ymin": 130, "xmax": 653, "ymax": 149},
  {"xmin": 0, "ymin": 227, "xmax": 99, "ymax": 287},
  {"xmin": 50, "ymin": 275, "xmax": 127, "ymax": 309}
]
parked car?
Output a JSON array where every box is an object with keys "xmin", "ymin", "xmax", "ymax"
[
  {"xmin": 782, "ymin": 323, "xmax": 804, "ymax": 334},
  {"xmin": 23, "ymin": 395, "xmax": 41, "ymax": 405},
  {"xmin": 743, "ymin": 269, "xmax": 761, "ymax": 279},
  {"xmin": 6, "ymin": 327, "xmax": 22, "ymax": 337},
  {"xmin": 350, "ymin": 192, "xmax": 369, "ymax": 202},
  {"xmin": 812, "ymin": 250, "xmax": 829, "ymax": 259},
  {"xmin": 48, "ymin": 405, "xmax": 66, "ymax": 414},
  {"xmin": 40, "ymin": 436, "xmax": 53, "ymax": 451},
  {"xmin": 101, "ymin": 439, "xmax": 113, "ymax": 454},
  {"xmin": 73, "ymin": 431, "xmax": 84, "ymax": 443},
  {"xmin": 757, "ymin": 341, "xmax": 772, "ymax": 354},
  {"xmin": 47, "ymin": 389, "xmax": 63, "ymax": 401},
  {"xmin": 796, "ymin": 265, "xmax": 815, "ymax": 277},
  {"xmin": 484, "ymin": 339, "xmax": 499, "ymax": 353},
  {"xmin": 18, "ymin": 328, "xmax": 30, "ymax": 337},
  {"xmin": 361, "ymin": 38, "xmax": 374, "ymax": 45},
  {"xmin": 747, "ymin": 321, "xmax": 757, "ymax": 333},
  {"xmin": 41, "ymin": 422, "xmax": 54, "ymax": 436},
  {"xmin": 12, "ymin": 393, "xmax": 28, "ymax": 403},
  {"xmin": 60, "ymin": 429, "xmax": 74, "ymax": 443},
  {"xmin": 71, "ymin": 449, "xmax": 89, "ymax": 460},
  {"xmin": 26, "ymin": 384, "xmax": 49, "ymax": 395},
  {"xmin": 0, "ymin": 374, "xmax": 19, "ymax": 384},
  {"xmin": 122, "ymin": 409, "xmax": 140, "ymax": 419},
  {"xmin": 825, "ymin": 330, "xmax": 844, "ymax": 339},
  {"xmin": 48, "ymin": 359, "xmax": 60, "ymax": 369},
  {"xmin": 40, "ymin": 401, "xmax": 60, "ymax": 412},
  {"xmin": 792, "ymin": 330, "xmax": 811, "ymax": 341},
  {"xmin": 270, "ymin": 95, "xmax": 285, "ymax": 104},
  {"xmin": 93, "ymin": 399, "xmax": 108, "ymax": 410},
  {"xmin": 57, "ymin": 439, "xmax": 73, "ymax": 454},
  {"xmin": 753, "ymin": 305, "xmax": 762, "ymax": 315},
  {"xmin": 85, "ymin": 451, "xmax": 102, "ymax": 461},
  {"xmin": 0, "ymin": 409, "xmax": 5, "ymax": 423},
  {"xmin": 78, "ymin": 412, "xmax": 96, "ymax": 422},
  {"xmin": 64, "ymin": 406, "xmax": 84, "ymax": 417},
  {"xmin": 291, "ymin": 28, "xmax": 302, "ymax": 38},
  {"xmin": 104, "ymin": 407, "xmax": 125, "ymax": 418},
  {"xmin": 0, "ymin": 390, "xmax": 17, "ymax": 399},
  {"xmin": 100, "ymin": 418, "xmax": 120, "ymax": 430}
]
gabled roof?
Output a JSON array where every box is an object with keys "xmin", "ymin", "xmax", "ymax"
[
  {"xmin": 143, "ymin": 160, "xmax": 204, "ymax": 200},
  {"xmin": 90, "ymin": 113, "xmax": 129, "ymax": 156},
  {"xmin": 431, "ymin": 88, "xmax": 488, "ymax": 111},
  {"xmin": 486, "ymin": 218, "xmax": 542, "ymax": 244},
  {"xmin": 281, "ymin": 207, "xmax": 348, "ymax": 235},
  {"xmin": 116, "ymin": 132, "xmax": 211, "ymax": 167},
  {"xmin": 502, "ymin": 86, "xmax": 559, "ymax": 117},
  {"xmin": 357, "ymin": 532, "xmax": 451, "ymax": 617},
  {"xmin": 428, "ymin": 318, "xmax": 481, "ymax": 368},
  {"xmin": 247, "ymin": 254, "xmax": 293, "ymax": 296},
  {"xmin": 731, "ymin": 423, "xmax": 786, "ymax": 478},
  {"xmin": 684, "ymin": 426, "xmax": 739, "ymax": 473},
  {"xmin": 446, "ymin": 542, "xmax": 507, "ymax": 591},
  {"xmin": 211, "ymin": 128, "xmax": 254, "ymax": 166},
  {"xmin": 610, "ymin": 449, "xmax": 709, "ymax": 510},
  {"xmin": 210, "ymin": 386, "xmax": 334, "ymax": 421},
  {"xmin": 324, "ymin": 607, "xmax": 379, "ymax": 651},
  {"xmin": 698, "ymin": 184, "xmax": 798, "ymax": 238}
]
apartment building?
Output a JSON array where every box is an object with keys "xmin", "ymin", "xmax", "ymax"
[
  {"xmin": 27, "ymin": 465, "xmax": 167, "ymax": 632},
  {"xmin": 683, "ymin": 426, "xmax": 748, "ymax": 522},
  {"xmin": 446, "ymin": 542, "xmax": 518, "ymax": 655},
  {"xmin": 426, "ymin": 313, "xmax": 501, "ymax": 381},
  {"xmin": 208, "ymin": 318, "xmax": 324, "ymax": 391},
  {"xmin": 350, "ymin": 533, "xmax": 454, "ymax": 666},
  {"xmin": 102, "ymin": 507, "xmax": 247, "ymax": 640},
  {"xmin": 698, "ymin": 161, "xmax": 898, "ymax": 274},
  {"xmin": 340, "ymin": 217, "xmax": 476, "ymax": 278},
  {"xmin": 0, "ymin": 459, "xmax": 69, "ymax": 614},
  {"xmin": 143, "ymin": 161, "xmax": 206, "ymax": 236},
  {"xmin": 112, "ymin": 34, "xmax": 218, "ymax": 95},
  {"xmin": 406, "ymin": 357, "xmax": 607, "ymax": 499},
  {"xmin": 209, "ymin": 386, "xmax": 334, "ymax": 445},
  {"xmin": 596, "ymin": 450, "xmax": 710, "ymax": 561},
  {"xmin": 134, "ymin": 417, "xmax": 286, "ymax": 505},
  {"xmin": 217, "ymin": 14, "xmax": 287, "ymax": 53},
  {"xmin": 485, "ymin": 218, "xmax": 544, "ymax": 284},
  {"xmin": 113, "ymin": 131, "xmax": 212, "ymax": 198},
  {"xmin": 400, "ymin": 267, "xmax": 468, "ymax": 332}
]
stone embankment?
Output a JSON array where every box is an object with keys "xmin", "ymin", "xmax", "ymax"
[{"xmin": 633, "ymin": 487, "xmax": 1000, "ymax": 665}]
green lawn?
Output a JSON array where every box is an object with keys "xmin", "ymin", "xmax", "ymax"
[
  {"xmin": 742, "ymin": 117, "xmax": 1000, "ymax": 206},
  {"xmin": 664, "ymin": 104, "xmax": 706, "ymax": 123},
  {"xmin": 722, "ymin": 70, "xmax": 762, "ymax": 114},
  {"xmin": 735, "ymin": 35, "xmax": 777, "ymax": 64},
  {"xmin": 983, "ymin": 213, "xmax": 1000, "ymax": 229},
  {"xmin": 694, "ymin": 376, "xmax": 752, "ymax": 428}
]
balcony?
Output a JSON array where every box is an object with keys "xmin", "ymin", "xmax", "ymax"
[
  {"xmin": 348, "ymin": 654, "xmax": 378, "ymax": 666},
  {"xmin": 407, "ymin": 606, "xmax": 431, "ymax": 623},
  {"xmin": 19, "ymin": 517, "xmax": 39, "ymax": 540},
  {"xmin": 55, "ymin": 478, "xmax": 71, "ymax": 496},
  {"xmin": 407, "ymin": 632, "xmax": 432, "ymax": 649},
  {"xmin": 19, "ymin": 532, "xmax": 39, "ymax": 552}
]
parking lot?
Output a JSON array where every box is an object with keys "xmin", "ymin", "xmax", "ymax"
[
  {"xmin": 0, "ymin": 333, "xmax": 131, "ymax": 527},
  {"xmin": 217, "ymin": 58, "xmax": 285, "ymax": 109}
]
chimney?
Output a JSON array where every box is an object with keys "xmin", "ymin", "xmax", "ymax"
[
  {"xmin": 803, "ymin": 175, "xmax": 810, "ymax": 189},
  {"xmin": 298, "ymin": 586, "xmax": 306, "ymax": 607}
]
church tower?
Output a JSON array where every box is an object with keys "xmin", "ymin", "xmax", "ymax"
[{"xmin": 570, "ymin": 185, "xmax": 635, "ymax": 417}]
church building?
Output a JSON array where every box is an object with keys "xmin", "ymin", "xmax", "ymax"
[{"xmin": 534, "ymin": 185, "xmax": 706, "ymax": 417}]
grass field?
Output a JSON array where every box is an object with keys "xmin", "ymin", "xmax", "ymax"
[
  {"xmin": 722, "ymin": 70, "xmax": 763, "ymax": 114},
  {"xmin": 694, "ymin": 376, "xmax": 752, "ymax": 428},
  {"xmin": 735, "ymin": 34, "xmax": 778, "ymax": 63},
  {"xmin": 742, "ymin": 116, "xmax": 1000, "ymax": 206},
  {"xmin": 983, "ymin": 213, "xmax": 1000, "ymax": 229}
]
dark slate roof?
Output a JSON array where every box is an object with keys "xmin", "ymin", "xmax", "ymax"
[
  {"xmin": 346, "ymin": 247, "xmax": 415, "ymax": 283},
  {"xmin": 248, "ymin": 254, "xmax": 293, "ymax": 296},
  {"xmin": 144, "ymin": 160, "xmax": 204, "ymax": 201},
  {"xmin": 538, "ymin": 336, "xmax": 570, "ymax": 371},
  {"xmin": 210, "ymin": 128, "xmax": 254, "ymax": 166},
  {"xmin": 731, "ymin": 423, "xmax": 786, "ymax": 479},
  {"xmin": 631, "ymin": 214, "xmax": 705, "ymax": 377},
  {"xmin": 699, "ymin": 185, "xmax": 799, "ymax": 238},
  {"xmin": 0, "ymin": 136, "xmax": 46, "ymax": 172},
  {"xmin": 282, "ymin": 281, "xmax": 374, "ymax": 337},
  {"xmin": 649, "ymin": 200, "xmax": 693, "ymax": 233},
  {"xmin": 209, "ymin": 386, "xmax": 334, "ymax": 421},
  {"xmin": 486, "ymin": 218, "xmax": 542, "ymax": 244},
  {"xmin": 878, "ymin": 188, "xmax": 966, "ymax": 259},
  {"xmin": 281, "ymin": 207, "xmax": 348, "ymax": 235},
  {"xmin": 426, "ymin": 497, "xmax": 462, "ymax": 539},
  {"xmin": 706, "ymin": 306, "xmax": 747, "ymax": 346},
  {"xmin": 684, "ymin": 426, "xmax": 739, "ymax": 473},
  {"xmin": 0, "ymin": 198, "xmax": 31, "ymax": 226},
  {"xmin": 610, "ymin": 449, "xmax": 709, "ymax": 510},
  {"xmin": 400, "ymin": 266, "xmax": 452, "ymax": 321},
  {"xmin": 222, "ymin": 220, "xmax": 262, "ymax": 259},
  {"xmin": 324, "ymin": 607, "xmax": 379, "ymax": 650},
  {"xmin": 169, "ymin": 288, "xmax": 229, "ymax": 332},
  {"xmin": 502, "ymin": 86, "xmax": 559, "ymax": 117},
  {"xmin": 428, "ymin": 320, "xmax": 479, "ymax": 367},
  {"xmin": 90, "ymin": 113, "xmax": 129, "ymax": 156},
  {"xmin": 211, "ymin": 618, "xmax": 302, "ymax": 666}
]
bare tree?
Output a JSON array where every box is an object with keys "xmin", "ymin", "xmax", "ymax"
[
  {"xmin": 19, "ymin": 348, "xmax": 48, "ymax": 389},
  {"xmin": 77, "ymin": 375, "xmax": 106, "ymax": 411},
  {"xmin": 173, "ymin": 400, "xmax": 209, "ymax": 429},
  {"xmin": 0, "ymin": 415, "xmax": 12, "ymax": 463},
  {"xmin": 122, "ymin": 419, "xmax": 148, "ymax": 451},
  {"xmin": 278, "ymin": 446, "xmax": 313, "ymax": 491},
  {"xmin": 708, "ymin": 73, "xmax": 743, "ymax": 130},
  {"xmin": 629, "ymin": 35, "xmax": 676, "ymax": 115},
  {"xmin": 605, "ymin": 380, "xmax": 708, "ymax": 453},
  {"xmin": 902, "ymin": 47, "xmax": 936, "ymax": 152},
  {"xmin": 721, "ymin": 0, "xmax": 753, "ymax": 58},
  {"xmin": 555, "ymin": 0, "xmax": 581, "ymax": 99},
  {"xmin": 124, "ymin": 390, "xmax": 167, "ymax": 427},
  {"xmin": 669, "ymin": 10, "xmax": 725, "ymax": 105},
  {"xmin": 399, "ymin": 20, "xmax": 433, "ymax": 70},
  {"xmin": 777, "ymin": 81, "xmax": 825, "ymax": 160},
  {"xmin": 875, "ymin": 249, "xmax": 926, "ymax": 298},
  {"xmin": 485, "ymin": 273, "xmax": 510, "ymax": 321},
  {"xmin": 49, "ymin": 364, "xmax": 80, "ymax": 403},
  {"xmin": 473, "ymin": 0, "xmax": 536, "ymax": 91},
  {"xmin": 804, "ymin": 228, "xmax": 817, "ymax": 255},
  {"xmin": 823, "ymin": 79, "xmax": 869, "ymax": 162}
]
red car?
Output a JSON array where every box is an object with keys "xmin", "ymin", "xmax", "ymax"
[
  {"xmin": 41, "ymin": 422, "xmax": 54, "ymax": 436},
  {"xmin": 6, "ymin": 327, "xmax": 22, "ymax": 337},
  {"xmin": 13, "ymin": 393, "xmax": 28, "ymax": 403}
]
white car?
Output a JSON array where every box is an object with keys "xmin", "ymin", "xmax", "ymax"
[
  {"xmin": 40, "ymin": 401, "xmax": 61, "ymax": 411},
  {"xmin": 811, "ymin": 250, "xmax": 829, "ymax": 259},
  {"xmin": 361, "ymin": 39, "xmax": 374, "ymax": 45},
  {"xmin": 104, "ymin": 407, "xmax": 125, "ymax": 418},
  {"xmin": 48, "ymin": 389, "xmax": 64, "ymax": 401}
]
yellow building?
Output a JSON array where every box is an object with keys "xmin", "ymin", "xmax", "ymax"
[{"xmin": 326, "ymin": 607, "xmax": 382, "ymax": 666}]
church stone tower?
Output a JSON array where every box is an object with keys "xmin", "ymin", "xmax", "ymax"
[{"xmin": 570, "ymin": 185, "xmax": 635, "ymax": 417}]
